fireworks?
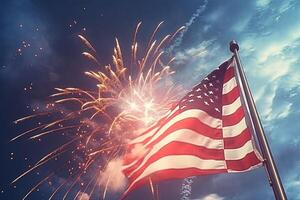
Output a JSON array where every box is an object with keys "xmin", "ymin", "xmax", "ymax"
[{"xmin": 12, "ymin": 22, "xmax": 185, "ymax": 199}]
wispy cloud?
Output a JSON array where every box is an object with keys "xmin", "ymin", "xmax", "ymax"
[
  {"xmin": 256, "ymin": 0, "xmax": 272, "ymax": 8},
  {"xmin": 167, "ymin": 0, "xmax": 208, "ymax": 53},
  {"xmin": 174, "ymin": 39, "xmax": 215, "ymax": 65}
]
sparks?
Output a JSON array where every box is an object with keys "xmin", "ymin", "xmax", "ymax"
[{"xmin": 12, "ymin": 22, "xmax": 185, "ymax": 199}]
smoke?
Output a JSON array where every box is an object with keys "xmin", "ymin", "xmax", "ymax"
[
  {"xmin": 180, "ymin": 176, "xmax": 195, "ymax": 200},
  {"xmin": 130, "ymin": 144, "xmax": 148, "ymax": 159},
  {"xmin": 167, "ymin": 0, "xmax": 208, "ymax": 54},
  {"xmin": 76, "ymin": 192, "xmax": 90, "ymax": 200},
  {"xmin": 98, "ymin": 158, "xmax": 127, "ymax": 192}
]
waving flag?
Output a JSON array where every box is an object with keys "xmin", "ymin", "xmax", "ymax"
[{"xmin": 122, "ymin": 57, "xmax": 263, "ymax": 197}]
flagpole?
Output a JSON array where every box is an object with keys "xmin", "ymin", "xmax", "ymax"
[{"xmin": 229, "ymin": 40, "xmax": 287, "ymax": 200}]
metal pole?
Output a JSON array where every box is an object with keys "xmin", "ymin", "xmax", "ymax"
[{"xmin": 229, "ymin": 40, "xmax": 287, "ymax": 200}]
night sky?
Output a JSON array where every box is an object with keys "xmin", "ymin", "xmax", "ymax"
[{"xmin": 1, "ymin": 0, "xmax": 300, "ymax": 200}]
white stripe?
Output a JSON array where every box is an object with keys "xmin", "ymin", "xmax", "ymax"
[
  {"xmin": 222, "ymin": 97, "xmax": 242, "ymax": 116},
  {"xmin": 128, "ymin": 155, "xmax": 226, "ymax": 191},
  {"xmin": 129, "ymin": 127, "xmax": 159, "ymax": 144},
  {"xmin": 224, "ymin": 140, "xmax": 255, "ymax": 160},
  {"xmin": 223, "ymin": 77, "xmax": 237, "ymax": 95},
  {"xmin": 144, "ymin": 109, "xmax": 222, "ymax": 147},
  {"xmin": 129, "ymin": 106, "xmax": 179, "ymax": 144},
  {"xmin": 223, "ymin": 117, "xmax": 247, "ymax": 138},
  {"xmin": 126, "ymin": 129, "xmax": 223, "ymax": 176}
]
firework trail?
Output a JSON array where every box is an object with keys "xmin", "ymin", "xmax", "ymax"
[
  {"xmin": 167, "ymin": 0, "xmax": 208, "ymax": 54},
  {"xmin": 180, "ymin": 177, "xmax": 195, "ymax": 200},
  {"xmin": 12, "ymin": 22, "xmax": 185, "ymax": 200}
]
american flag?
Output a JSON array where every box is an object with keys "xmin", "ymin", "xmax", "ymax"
[{"xmin": 122, "ymin": 57, "xmax": 263, "ymax": 197}]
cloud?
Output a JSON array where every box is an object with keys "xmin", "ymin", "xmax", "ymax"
[
  {"xmin": 232, "ymin": 4, "xmax": 300, "ymax": 122},
  {"xmin": 231, "ymin": 15, "xmax": 252, "ymax": 33},
  {"xmin": 204, "ymin": 7, "xmax": 224, "ymax": 23},
  {"xmin": 277, "ymin": 0, "xmax": 297, "ymax": 15},
  {"xmin": 256, "ymin": 0, "xmax": 272, "ymax": 8},
  {"xmin": 286, "ymin": 175, "xmax": 300, "ymax": 200},
  {"xmin": 174, "ymin": 39, "xmax": 215, "ymax": 65},
  {"xmin": 195, "ymin": 193, "xmax": 224, "ymax": 200}
]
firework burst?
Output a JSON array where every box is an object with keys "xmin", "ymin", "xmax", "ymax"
[{"xmin": 12, "ymin": 22, "xmax": 185, "ymax": 199}]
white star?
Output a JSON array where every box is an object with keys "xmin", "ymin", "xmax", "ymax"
[
  {"xmin": 188, "ymin": 94, "xmax": 194, "ymax": 97},
  {"xmin": 209, "ymin": 83, "xmax": 213, "ymax": 87},
  {"xmin": 197, "ymin": 95, "xmax": 202, "ymax": 99},
  {"xmin": 188, "ymin": 99, "xmax": 194, "ymax": 102},
  {"xmin": 209, "ymin": 91, "xmax": 213, "ymax": 94},
  {"xmin": 196, "ymin": 88, "xmax": 201, "ymax": 92},
  {"xmin": 204, "ymin": 101, "xmax": 209, "ymax": 105}
]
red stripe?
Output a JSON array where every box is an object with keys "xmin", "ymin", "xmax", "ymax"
[
  {"xmin": 124, "ymin": 117, "xmax": 222, "ymax": 175},
  {"xmin": 224, "ymin": 128, "xmax": 252, "ymax": 149},
  {"xmin": 131, "ymin": 115, "xmax": 170, "ymax": 145},
  {"xmin": 129, "ymin": 116, "xmax": 222, "ymax": 150},
  {"xmin": 222, "ymin": 106, "xmax": 245, "ymax": 127},
  {"xmin": 131, "ymin": 109, "xmax": 182, "ymax": 146},
  {"xmin": 123, "ymin": 110, "xmax": 192, "ymax": 168},
  {"xmin": 223, "ymin": 67, "xmax": 235, "ymax": 83},
  {"xmin": 123, "ymin": 124, "xmax": 161, "ymax": 166},
  {"xmin": 226, "ymin": 151, "xmax": 261, "ymax": 171},
  {"xmin": 123, "ymin": 141, "xmax": 225, "ymax": 178},
  {"xmin": 121, "ymin": 168, "xmax": 227, "ymax": 200},
  {"xmin": 222, "ymin": 86, "xmax": 240, "ymax": 105},
  {"xmin": 146, "ymin": 118, "xmax": 222, "ymax": 147}
]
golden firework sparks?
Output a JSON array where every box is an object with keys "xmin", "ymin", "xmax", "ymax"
[{"xmin": 12, "ymin": 22, "xmax": 185, "ymax": 199}]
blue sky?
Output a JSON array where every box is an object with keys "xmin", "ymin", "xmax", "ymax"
[
  {"xmin": 174, "ymin": 0, "xmax": 300, "ymax": 199},
  {"xmin": 1, "ymin": 0, "xmax": 300, "ymax": 199}
]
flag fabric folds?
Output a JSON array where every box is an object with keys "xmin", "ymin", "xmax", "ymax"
[{"xmin": 122, "ymin": 57, "xmax": 263, "ymax": 197}]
